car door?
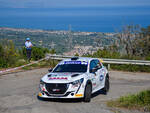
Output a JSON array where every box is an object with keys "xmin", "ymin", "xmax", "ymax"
[
  {"xmin": 89, "ymin": 60, "xmax": 100, "ymax": 90},
  {"xmin": 89, "ymin": 60, "xmax": 97, "ymax": 90},
  {"xmin": 94, "ymin": 59, "xmax": 104, "ymax": 87}
]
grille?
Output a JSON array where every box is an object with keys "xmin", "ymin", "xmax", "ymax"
[{"xmin": 45, "ymin": 83, "xmax": 69, "ymax": 94}]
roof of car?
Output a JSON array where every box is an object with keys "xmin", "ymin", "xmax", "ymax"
[{"xmin": 62, "ymin": 57, "xmax": 97, "ymax": 62}]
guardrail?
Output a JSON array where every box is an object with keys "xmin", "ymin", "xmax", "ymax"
[
  {"xmin": 1, "ymin": 54, "xmax": 149, "ymax": 74},
  {"xmin": 0, "ymin": 56, "xmax": 49, "ymax": 75},
  {"xmin": 47, "ymin": 54, "xmax": 150, "ymax": 69}
]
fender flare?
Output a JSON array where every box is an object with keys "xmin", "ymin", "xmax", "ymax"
[
  {"xmin": 86, "ymin": 80, "xmax": 92, "ymax": 89},
  {"xmin": 106, "ymin": 73, "xmax": 109, "ymax": 79}
]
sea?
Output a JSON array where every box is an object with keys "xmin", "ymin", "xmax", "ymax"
[{"xmin": 0, "ymin": 6, "xmax": 150, "ymax": 32}]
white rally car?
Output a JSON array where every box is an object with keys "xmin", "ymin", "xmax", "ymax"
[{"xmin": 38, "ymin": 57, "xmax": 109, "ymax": 102}]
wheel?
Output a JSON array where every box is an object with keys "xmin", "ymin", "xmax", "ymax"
[
  {"xmin": 84, "ymin": 84, "xmax": 92, "ymax": 102},
  {"xmin": 102, "ymin": 76, "xmax": 109, "ymax": 95}
]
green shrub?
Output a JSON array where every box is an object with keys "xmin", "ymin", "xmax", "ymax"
[
  {"xmin": 146, "ymin": 54, "xmax": 150, "ymax": 60},
  {"xmin": 83, "ymin": 49, "xmax": 150, "ymax": 72},
  {"xmin": 49, "ymin": 49, "xmax": 56, "ymax": 54},
  {"xmin": 91, "ymin": 49, "xmax": 121, "ymax": 59},
  {"xmin": 107, "ymin": 90, "xmax": 150, "ymax": 112},
  {"xmin": 21, "ymin": 46, "xmax": 49, "ymax": 61},
  {"xmin": 39, "ymin": 59, "xmax": 59, "ymax": 68},
  {"xmin": 21, "ymin": 59, "xmax": 59, "ymax": 70},
  {"xmin": 0, "ymin": 40, "xmax": 50, "ymax": 68},
  {"xmin": 31, "ymin": 47, "xmax": 45, "ymax": 60},
  {"xmin": 0, "ymin": 58, "xmax": 8, "ymax": 68},
  {"xmin": 0, "ymin": 40, "xmax": 19, "ymax": 68},
  {"xmin": 110, "ymin": 64, "xmax": 150, "ymax": 72}
]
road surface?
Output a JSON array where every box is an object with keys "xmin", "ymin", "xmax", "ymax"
[{"xmin": 0, "ymin": 68, "xmax": 150, "ymax": 113}]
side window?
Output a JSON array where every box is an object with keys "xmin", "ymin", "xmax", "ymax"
[
  {"xmin": 95, "ymin": 59, "xmax": 102, "ymax": 68},
  {"xmin": 90, "ymin": 59, "xmax": 102, "ymax": 73},
  {"xmin": 90, "ymin": 60, "xmax": 98, "ymax": 73},
  {"xmin": 90, "ymin": 60, "xmax": 96, "ymax": 70}
]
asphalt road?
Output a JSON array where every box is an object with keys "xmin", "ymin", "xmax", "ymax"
[{"xmin": 0, "ymin": 68, "xmax": 150, "ymax": 113}]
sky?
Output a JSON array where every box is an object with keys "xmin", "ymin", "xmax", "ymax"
[{"xmin": 0, "ymin": 0, "xmax": 150, "ymax": 8}]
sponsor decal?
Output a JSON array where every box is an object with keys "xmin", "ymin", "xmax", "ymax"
[
  {"xmin": 51, "ymin": 74, "xmax": 57, "ymax": 77},
  {"xmin": 91, "ymin": 78, "xmax": 95, "ymax": 81},
  {"xmin": 75, "ymin": 94, "xmax": 83, "ymax": 97},
  {"xmin": 49, "ymin": 77, "xmax": 68, "ymax": 80},
  {"xmin": 52, "ymin": 89, "xmax": 60, "ymax": 92},
  {"xmin": 60, "ymin": 61, "xmax": 88, "ymax": 65},
  {"xmin": 81, "ymin": 61, "xmax": 88, "ymax": 65},
  {"xmin": 38, "ymin": 92, "xmax": 42, "ymax": 97},
  {"xmin": 99, "ymin": 58, "xmax": 103, "ymax": 63},
  {"xmin": 100, "ymin": 75, "xmax": 104, "ymax": 81},
  {"xmin": 62, "ymin": 73, "xmax": 70, "ymax": 75},
  {"xmin": 82, "ymin": 84, "xmax": 84, "ymax": 88},
  {"xmin": 71, "ymin": 84, "xmax": 79, "ymax": 88},
  {"xmin": 42, "ymin": 88, "xmax": 45, "ymax": 91},
  {"xmin": 64, "ymin": 61, "xmax": 81, "ymax": 64},
  {"xmin": 93, "ymin": 83, "xmax": 96, "ymax": 86},
  {"xmin": 101, "ymin": 69, "xmax": 106, "ymax": 75}
]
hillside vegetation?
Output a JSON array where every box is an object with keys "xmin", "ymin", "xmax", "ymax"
[
  {"xmin": 82, "ymin": 25, "xmax": 150, "ymax": 72},
  {"xmin": 84, "ymin": 25, "xmax": 150, "ymax": 60},
  {"xmin": 0, "ymin": 25, "xmax": 150, "ymax": 72}
]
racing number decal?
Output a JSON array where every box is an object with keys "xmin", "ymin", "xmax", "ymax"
[
  {"xmin": 99, "ymin": 69, "xmax": 105, "ymax": 81},
  {"xmin": 99, "ymin": 75, "xmax": 104, "ymax": 81},
  {"xmin": 92, "ymin": 78, "xmax": 97, "ymax": 86}
]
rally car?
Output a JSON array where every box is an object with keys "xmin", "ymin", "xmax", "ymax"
[{"xmin": 38, "ymin": 57, "xmax": 109, "ymax": 102}]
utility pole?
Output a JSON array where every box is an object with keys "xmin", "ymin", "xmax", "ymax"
[
  {"xmin": 68, "ymin": 24, "xmax": 73, "ymax": 49},
  {"xmin": 50, "ymin": 41, "xmax": 55, "ymax": 49}
]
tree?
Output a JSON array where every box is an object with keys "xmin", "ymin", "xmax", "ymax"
[
  {"xmin": 116, "ymin": 24, "xmax": 141, "ymax": 57},
  {"xmin": 0, "ymin": 40, "xmax": 18, "ymax": 67},
  {"xmin": 135, "ymin": 26, "xmax": 150, "ymax": 57}
]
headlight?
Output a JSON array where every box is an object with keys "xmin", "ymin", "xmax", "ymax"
[
  {"xmin": 71, "ymin": 78, "xmax": 84, "ymax": 86},
  {"xmin": 40, "ymin": 79, "xmax": 45, "ymax": 85},
  {"xmin": 40, "ymin": 79, "xmax": 45, "ymax": 92}
]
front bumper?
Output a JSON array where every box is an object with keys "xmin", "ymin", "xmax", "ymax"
[{"xmin": 38, "ymin": 83, "xmax": 84, "ymax": 98}]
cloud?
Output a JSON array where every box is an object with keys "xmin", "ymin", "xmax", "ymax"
[{"xmin": 0, "ymin": 0, "xmax": 150, "ymax": 8}]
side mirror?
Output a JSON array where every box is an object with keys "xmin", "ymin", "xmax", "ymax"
[
  {"xmin": 99, "ymin": 65, "xmax": 102, "ymax": 69},
  {"xmin": 90, "ymin": 68, "xmax": 97, "ymax": 73},
  {"xmin": 48, "ymin": 68, "xmax": 53, "ymax": 73}
]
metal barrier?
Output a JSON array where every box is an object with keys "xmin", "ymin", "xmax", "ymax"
[
  {"xmin": 0, "ymin": 56, "xmax": 49, "ymax": 75},
  {"xmin": 47, "ymin": 54, "xmax": 150, "ymax": 69},
  {"xmin": 1, "ymin": 54, "xmax": 149, "ymax": 74}
]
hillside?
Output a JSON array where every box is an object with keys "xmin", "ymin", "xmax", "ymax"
[{"xmin": 0, "ymin": 27, "xmax": 117, "ymax": 54}]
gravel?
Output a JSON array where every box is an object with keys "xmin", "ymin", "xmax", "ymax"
[{"xmin": 0, "ymin": 68, "xmax": 150, "ymax": 113}]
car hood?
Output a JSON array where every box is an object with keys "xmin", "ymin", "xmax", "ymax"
[{"xmin": 41, "ymin": 72, "xmax": 83, "ymax": 83}]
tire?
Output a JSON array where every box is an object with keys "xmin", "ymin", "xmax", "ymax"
[
  {"xmin": 102, "ymin": 76, "xmax": 109, "ymax": 95},
  {"xmin": 84, "ymin": 84, "xmax": 92, "ymax": 102}
]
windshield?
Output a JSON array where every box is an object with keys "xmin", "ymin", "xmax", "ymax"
[{"xmin": 53, "ymin": 61, "xmax": 88, "ymax": 73}]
